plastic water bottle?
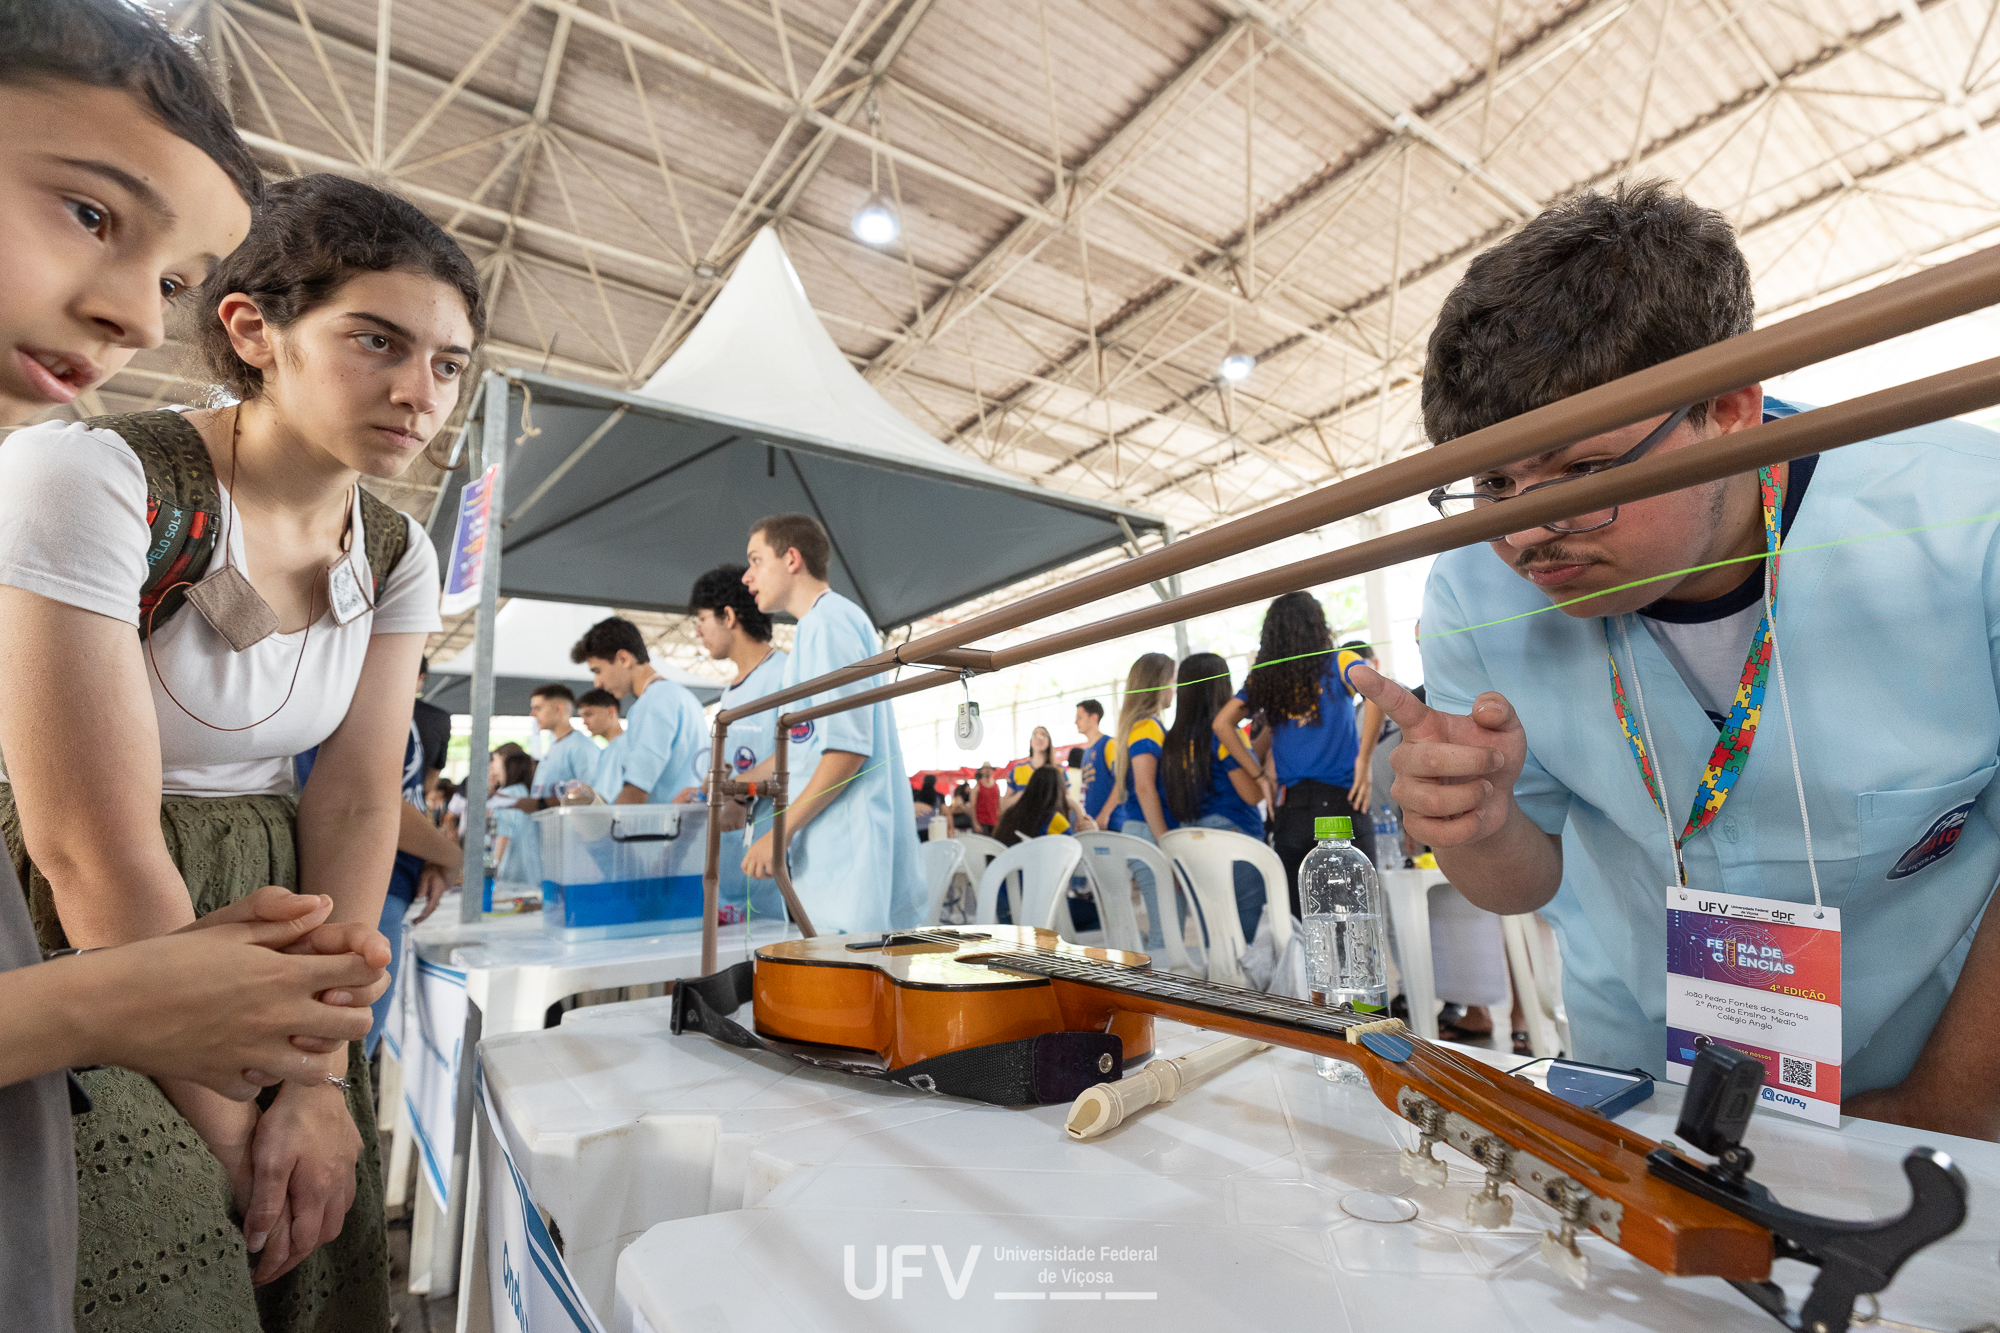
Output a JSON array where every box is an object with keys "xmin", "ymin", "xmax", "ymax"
[
  {"xmin": 1299, "ymin": 815, "xmax": 1388, "ymax": 1083},
  {"xmin": 1372, "ymin": 802, "xmax": 1402, "ymax": 868}
]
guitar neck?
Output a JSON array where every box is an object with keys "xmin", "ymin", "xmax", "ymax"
[{"xmin": 971, "ymin": 943, "xmax": 1773, "ymax": 1281}]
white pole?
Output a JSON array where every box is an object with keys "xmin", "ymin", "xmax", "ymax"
[{"xmin": 459, "ymin": 371, "xmax": 510, "ymax": 925}]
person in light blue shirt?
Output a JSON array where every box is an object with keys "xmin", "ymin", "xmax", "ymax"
[
  {"xmin": 739, "ymin": 514, "xmax": 923, "ymax": 933},
  {"xmin": 682, "ymin": 564, "xmax": 789, "ymax": 920},
  {"xmin": 490, "ymin": 684, "xmax": 603, "ymax": 883},
  {"xmin": 490, "ymin": 751, "xmax": 537, "ymax": 886},
  {"xmin": 527, "ymin": 684, "xmax": 600, "ymax": 801},
  {"xmin": 575, "ymin": 688, "xmax": 623, "ymax": 800},
  {"xmin": 1357, "ymin": 181, "xmax": 2000, "ymax": 1140},
  {"xmin": 570, "ymin": 617, "xmax": 705, "ymax": 804}
]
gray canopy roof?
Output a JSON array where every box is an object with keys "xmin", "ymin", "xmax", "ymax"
[{"xmin": 424, "ymin": 369, "xmax": 1169, "ymax": 629}]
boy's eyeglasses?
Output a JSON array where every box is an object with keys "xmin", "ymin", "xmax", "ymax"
[{"xmin": 1427, "ymin": 405, "xmax": 1693, "ymax": 535}]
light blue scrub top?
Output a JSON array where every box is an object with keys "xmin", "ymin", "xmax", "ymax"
[
  {"xmin": 1421, "ymin": 398, "xmax": 2000, "ymax": 1095},
  {"xmin": 620, "ymin": 675, "xmax": 706, "ymax": 804},
  {"xmin": 532, "ymin": 728, "xmax": 600, "ymax": 800},
  {"xmin": 493, "ymin": 783, "xmax": 535, "ymax": 885},
  {"xmin": 782, "ymin": 590, "xmax": 924, "ymax": 932},
  {"xmin": 696, "ymin": 649, "xmax": 789, "ymax": 789},
  {"xmin": 592, "ymin": 732, "xmax": 628, "ymax": 801}
]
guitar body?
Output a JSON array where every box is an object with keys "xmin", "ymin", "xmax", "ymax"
[{"xmin": 752, "ymin": 925, "xmax": 1155, "ymax": 1068}]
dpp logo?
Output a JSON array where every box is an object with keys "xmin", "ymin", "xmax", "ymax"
[
  {"xmin": 843, "ymin": 1245, "xmax": 980, "ymax": 1300},
  {"xmin": 789, "ymin": 720, "xmax": 815, "ymax": 743},
  {"xmin": 1888, "ymin": 800, "xmax": 1976, "ymax": 879},
  {"xmin": 733, "ymin": 744, "xmax": 756, "ymax": 772}
]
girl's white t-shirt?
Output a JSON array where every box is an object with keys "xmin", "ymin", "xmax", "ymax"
[{"xmin": 0, "ymin": 416, "xmax": 442, "ymax": 797}]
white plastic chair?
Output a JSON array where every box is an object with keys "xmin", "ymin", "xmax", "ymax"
[
  {"xmin": 974, "ymin": 836, "xmax": 1084, "ymax": 932},
  {"xmin": 1072, "ymin": 832, "xmax": 1196, "ymax": 975},
  {"xmin": 1159, "ymin": 828, "xmax": 1291, "ymax": 989},
  {"xmin": 1503, "ymin": 913, "xmax": 1570, "ymax": 1058},
  {"xmin": 954, "ymin": 833, "xmax": 1008, "ymax": 890},
  {"xmin": 1378, "ymin": 866, "xmax": 1450, "ymax": 1041},
  {"xmin": 919, "ymin": 839, "xmax": 967, "ymax": 926},
  {"xmin": 941, "ymin": 833, "xmax": 1005, "ymax": 924}
]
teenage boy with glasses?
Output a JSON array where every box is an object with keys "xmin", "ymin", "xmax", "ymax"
[{"xmin": 1355, "ymin": 180, "xmax": 2000, "ymax": 1140}]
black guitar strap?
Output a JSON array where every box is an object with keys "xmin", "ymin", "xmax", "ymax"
[{"xmin": 670, "ymin": 960, "xmax": 1126, "ymax": 1106}]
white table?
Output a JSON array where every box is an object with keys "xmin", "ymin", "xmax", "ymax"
[
  {"xmin": 474, "ymin": 998, "xmax": 2000, "ymax": 1333},
  {"xmin": 475, "ymin": 995, "xmax": 934, "ymax": 1324},
  {"xmin": 397, "ymin": 892, "xmax": 797, "ymax": 1309},
  {"xmin": 613, "ymin": 1045, "xmax": 2000, "ymax": 1332}
]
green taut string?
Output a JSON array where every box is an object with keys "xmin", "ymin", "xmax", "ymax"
[
  {"xmin": 1019, "ymin": 507, "xmax": 2000, "ymax": 703},
  {"xmin": 733, "ymin": 509, "xmax": 2000, "ymax": 829}
]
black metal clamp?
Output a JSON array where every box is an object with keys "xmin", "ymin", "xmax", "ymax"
[{"xmin": 1648, "ymin": 1047, "xmax": 1971, "ymax": 1333}]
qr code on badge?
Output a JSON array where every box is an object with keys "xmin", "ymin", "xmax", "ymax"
[{"xmin": 1779, "ymin": 1054, "xmax": 1815, "ymax": 1091}]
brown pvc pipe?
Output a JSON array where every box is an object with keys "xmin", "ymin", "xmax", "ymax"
[
  {"xmin": 991, "ymin": 355, "xmax": 2000, "ymax": 663},
  {"xmin": 778, "ymin": 669, "xmax": 962, "ymax": 728},
  {"xmin": 713, "ymin": 241, "xmax": 2000, "ymax": 725},
  {"xmin": 745, "ymin": 355, "xmax": 2000, "ymax": 737},
  {"xmin": 701, "ymin": 735, "xmax": 728, "ymax": 975}
]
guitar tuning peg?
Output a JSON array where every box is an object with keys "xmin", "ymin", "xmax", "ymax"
[
  {"xmin": 1465, "ymin": 1137, "xmax": 1514, "ymax": 1229},
  {"xmin": 1539, "ymin": 1230, "xmax": 1590, "ymax": 1289},
  {"xmin": 1399, "ymin": 1147, "xmax": 1448, "ymax": 1188},
  {"xmin": 1400, "ymin": 1098, "xmax": 1449, "ymax": 1188},
  {"xmin": 1466, "ymin": 1188, "xmax": 1514, "ymax": 1229}
]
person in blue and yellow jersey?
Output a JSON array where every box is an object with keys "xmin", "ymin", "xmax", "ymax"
[
  {"xmin": 1102, "ymin": 653, "xmax": 1177, "ymax": 949},
  {"xmin": 1166, "ymin": 653, "xmax": 1269, "ymax": 941},
  {"xmin": 1215, "ymin": 593, "xmax": 1381, "ymax": 914},
  {"xmin": 1000, "ymin": 726, "xmax": 1057, "ymax": 814}
]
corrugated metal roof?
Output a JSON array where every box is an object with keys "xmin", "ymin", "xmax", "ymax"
[{"xmin": 57, "ymin": 0, "xmax": 2000, "ymax": 669}]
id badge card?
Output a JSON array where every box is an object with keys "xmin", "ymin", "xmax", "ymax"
[
  {"xmin": 327, "ymin": 559, "xmax": 370, "ymax": 626},
  {"xmin": 1664, "ymin": 887, "xmax": 1842, "ymax": 1126}
]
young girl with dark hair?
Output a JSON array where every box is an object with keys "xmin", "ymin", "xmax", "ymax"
[
  {"xmin": 1164, "ymin": 652, "xmax": 1269, "ymax": 939},
  {"xmin": 1213, "ymin": 592, "xmax": 1381, "ymax": 915},
  {"xmin": 992, "ymin": 764, "xmax": 1073, "ymax": 845},
  {"xmin": 0, "ymin": 171, "xmax": 479, "ymax": 1330}
]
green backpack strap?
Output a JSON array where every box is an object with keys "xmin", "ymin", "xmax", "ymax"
[
  {"xmin": 356, "ymin": 487, "xmax": 411, "ymax": 605},
  {"xmin": 93, "ymin": 411, "xmax": 223, "ymax": 641},
  {"xmin": 96, "ymin": 409, "xmax": 412, "ymax": 637}
]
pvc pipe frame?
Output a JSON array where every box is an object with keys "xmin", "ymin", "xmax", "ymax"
[{"xmin": 692, "ymin": 240, "xmax": 2000, "ymax": 970}]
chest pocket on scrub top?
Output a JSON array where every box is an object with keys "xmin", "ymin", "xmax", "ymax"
[{"xmin": 1856, "ymin": 762, "xmax": 1997, "ymax": 886}]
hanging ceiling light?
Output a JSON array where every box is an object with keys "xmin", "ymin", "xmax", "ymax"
[
  {"xmin": 851, "ymin": 193, "xmax": 900, "ymax": 246},
  {"xmin": 1217, "ymin": 347, "xmax": 1256, "ymax": 383}
]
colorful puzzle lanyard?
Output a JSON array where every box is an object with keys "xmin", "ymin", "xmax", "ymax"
[{"xmin": 1601, "ymin": 465, "xmax": 1825, "ymax": 918}]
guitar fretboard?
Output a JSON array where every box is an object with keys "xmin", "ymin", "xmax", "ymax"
[{"xmin": 929, "ymin": 931, "xmax": 1369, "ymax": 1045}]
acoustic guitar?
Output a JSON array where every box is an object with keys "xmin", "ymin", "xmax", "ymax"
[{"xmin": 746, "ymin": 924, "xmax": 1968, "ymax": 1333}]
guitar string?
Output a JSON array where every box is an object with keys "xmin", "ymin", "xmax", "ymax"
[{"xmin": 891, "ymin": 927, "xmax": 1373, "ymax": 1035}]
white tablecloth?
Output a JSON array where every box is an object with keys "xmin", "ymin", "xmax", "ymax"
[
  {"xmin": 400, "ymin": 894, "xmax": 795, "ymax": 1305},
  {"xmin": 477, "ymin": 999, "xmax": 2000, "ymax": 1333}
]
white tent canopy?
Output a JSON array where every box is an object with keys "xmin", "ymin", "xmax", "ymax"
[
  {"xmin": 424, "ymin": 228, "xmax": 1168, "ymax": 631},
  {"xmin": 636, "ymin": 228, "xmax": 1032, "ymax": 488},
  {"xmin": 423, "ymin": 599, "xmax": 722, "ymax": 714}
]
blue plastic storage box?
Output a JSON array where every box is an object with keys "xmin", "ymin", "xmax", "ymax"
[{"xmin": 533, "ymin": 804, "xmax": 723, "ymax": 942}]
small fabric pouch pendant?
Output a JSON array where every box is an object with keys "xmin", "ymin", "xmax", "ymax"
[
  {"xmin": 183, "ymin": 564, "xmax": 281, "ymax": 651},
  {"xmin": 327, "ymin": 559, "xmax": 370, "ymax": 626}
]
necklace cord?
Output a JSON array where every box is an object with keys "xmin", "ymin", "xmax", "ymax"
[{"xmin": 142, "ymin": 407, "xmax": 349, "ymax": 734}]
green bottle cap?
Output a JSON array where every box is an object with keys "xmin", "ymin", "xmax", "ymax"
[{"xmin": 1315, "ymin": 815, "xmax": 1352, "ymax": 840}]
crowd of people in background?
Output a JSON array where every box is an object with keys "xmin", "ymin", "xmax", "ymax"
[{"xmin": 908, "ymin": 590, "xmax": 1403, "ymax": 945}]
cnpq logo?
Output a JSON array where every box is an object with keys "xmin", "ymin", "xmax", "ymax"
[
  {"xmin": 789, "ymin": 721, "xmax": 815, "ymax": 743},
  {"xmin": 733, "ymin": 744, "xmax": 756, "ymax": 772}
]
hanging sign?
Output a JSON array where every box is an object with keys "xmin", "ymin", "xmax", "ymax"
[
  {"xmin": 1665, "ymin": 887, "xmax": 1842, "ymax": 1126},
  {"xmin": 440, "ymin": 464, "xmax": 499, "ymax": 616}
]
